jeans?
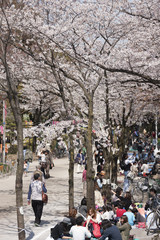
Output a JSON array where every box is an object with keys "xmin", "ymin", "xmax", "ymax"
[{"xmin": 123, "ymin": 171, "xmax": 129, "ymax": 193}]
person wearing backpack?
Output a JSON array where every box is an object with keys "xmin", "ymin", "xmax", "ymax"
[{"xmin": 50, "ymin": 217, "xmax": 73, "ymax": 239}]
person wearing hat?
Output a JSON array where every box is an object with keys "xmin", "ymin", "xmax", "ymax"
[
  {"xmin": 51, "ymin": 217, "xmax": 72, "ymax": 239},
  {"xmin": 96, "ymin": 171, "xmax": 105, "ymax": 189}
]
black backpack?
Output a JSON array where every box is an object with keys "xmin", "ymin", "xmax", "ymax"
[
  {"xmin": 120, "ymin": 161, "xmax": 131, "ymax": 171},
  {"xmin": 120, "ymin": 160, "xmax": 126, "ymax": 170},
  {"xmin": 51, "ymin": 224, "xmax": 62, "ymax": 239}
]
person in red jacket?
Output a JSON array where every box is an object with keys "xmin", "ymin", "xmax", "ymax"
[{"xmin": 114, "ymin": 203, "xmax": 126, "ymax": 218}]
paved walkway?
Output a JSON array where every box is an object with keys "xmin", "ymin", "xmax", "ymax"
[
  {"xmin": 0, "ymin": 156, "xmax": 158, "ymax": 240},
  {"xmin": 0, "ymin": 157, "xmax": 82, "ymax": 240}
]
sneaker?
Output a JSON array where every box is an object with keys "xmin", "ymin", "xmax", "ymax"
[{"xmin": 35, "ymin": 223, "xmax": 40, "ymax": 227}]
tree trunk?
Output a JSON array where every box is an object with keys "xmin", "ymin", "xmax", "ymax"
[
  {"xmin": 119, "ymin": 106, "xmax": 127, "ymax": 160},
  {"xmin": 32, "ymin": 136, "xmax": 37, "ymax": 153},
  {"xmin": 68, "ymin": 133, "xmax": 74, "ymax": 211},
  {"xmin": 2, "ymin": 11, "xmax": 25, "ymax": 237},
  {"xmin": 103, "ymin": 148, "xmax": 112, "ymax": 203},
  {"xmin": 8, "ymin": 95, "xmax": 25, "ymax": 240},
  {"xmin": 118, "ymin": 126, "xmax": 126, "ymax": 161},
  {"xmin": 105, "ymin": 77, "xmax": 109, "ymax": 125},
  {"xmin": 86, "ymin": 97, "xmax": 95, "ymax": 210},
  {"xmin": 6, "ymin": 66, "xmax": 25, "ymax": 239},
  {"xmin": 16, "ymin": 117, "xmax": 25, "ymax": 240},
  {"xmin": 110, "ymin": 151, "xmax": 113, "ymax": 180},
  {"xmin": 111, "ymin": 154, "xmax": 118, "ymax": 184},
  {"xmin": 103, "ymin": 147, "xmax": 110, "ymax": 179}
]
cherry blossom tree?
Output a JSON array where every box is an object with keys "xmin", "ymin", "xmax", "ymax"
[
  {"xmin": 0, "ymin": 2, "xmax": 26, "ymax": 239},
  {"xmin": 1, "ymin": 0, "xmax": 160, "ymax": 218},
  {"xmin": 10, "ymin": 0, "xmax": 159, "ymax": 207},
  {"xmin": 96, "ymin": 0, "xmax": 160, "ymax": 87}
]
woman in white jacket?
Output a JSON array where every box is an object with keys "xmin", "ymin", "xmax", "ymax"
[{"xmin": 27, "ymin": 173, "xmax": 47, "ymax": 226}]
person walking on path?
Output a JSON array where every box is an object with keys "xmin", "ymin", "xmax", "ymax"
[
  {"xmin": 82, "ymin": 165, "xmax": 87, "ymax": 197},
  {"xmin": 76, "ymin": 149, "xmax": 85, "ymax": 173},
  {"xmin": 27, "ymin": 173, "xmax": 47, "ymax": 226},
  {"xmin": 45, "ymin": 150, "xmax": 54, "ymax": 179},
  {"xmin": 31, "ymin": 165, "xmax": 45, "ymax": 183},
  {"xmin": 40, "ymin": 150, "xmax": 47, "ymax": 178}
]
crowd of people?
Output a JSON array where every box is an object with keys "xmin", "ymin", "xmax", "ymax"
[
  {"xmin": 26, "ymin": 131, "xmax": 160, "ymax": 239},
  {"xmin": 49, "ymin": 145, "xmax": 159, "ymax": 240},
  {"xmin": 49, "ymin": 179, "xmax": 159, "ymax": 239},
  {"xmin": 50, "ymin": 185, "xmax": 159, "ymax": 240}
]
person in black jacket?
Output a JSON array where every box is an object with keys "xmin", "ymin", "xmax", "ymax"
[
  {"xmin": 50, "ymin": 217, "xmax": 72, "ymax": 240},
  {"xmin": 123, "ymin": 192, "xmax": 132, "ymax": 211},
  {"xmin": 100, "ymin": 219, "xmax": 122, "ymax": 240}
]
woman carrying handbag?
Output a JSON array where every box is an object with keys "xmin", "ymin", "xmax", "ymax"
[{"xmin": 27, "ymin": 173, "xmax": 47, "ymax": 226}]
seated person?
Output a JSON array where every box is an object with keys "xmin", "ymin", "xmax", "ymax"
[
  {"xmin": 123, "ymin": 207, "xmax": 135, "ymax": 226},
  {"xmin": 151, "ymin": 158, "xmax": 160, "ymax": 176},
  {"xmin": 85, "ymin": 207, "xmax": 101, "ymax": 238},
  {"xmin": 94, "ymin": 182, "xmax": 104, "ymax": 208},
  {"xmin": 117, "ymin": 215, "xmax": 132, "ymax": 240},
  {"xmin": 96, "ymin": 172, "xmax": 104, "ymax": 189},
  {"xmin": 66, "ymin": 208, "xmax": 77, "ymax": 226},
  {"xmin": 132, "ymin": 208, "xmax": 145, "ymax": 223},
  {"xmin": 145, "ymin": 188, "xmax": 159, "ymax": 210},
  {"xmin": 100, "ymin": 219, "xmax": 122, "ymax": 240},
  {"xmin": 79, "ymin": 197, "xmax": 87, "ymax": 219},
  {"xmin": 51, "ymin": 217, "xmax": 72, "ymax": 239},
  {"xmin": 69, "ymin": 216, "xmax": 91, "ymax": 240},
  {"xmin": 112, "ymin": 187, "xmax": 124, "ymax": 203},
  {"xmin": 114, "ymin": 202, "xmax": 126, "ymax": 218},
  {"xmin": 141, "ymin": 160, "xmax": 149, "ymax": 176},
  {"xmin": 123, "ymin": 192, "xmax": 132, "ymax": 211},
  {"xmin": 101, "ymin": 204, "xmax": 114, "ymax": 221}
]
